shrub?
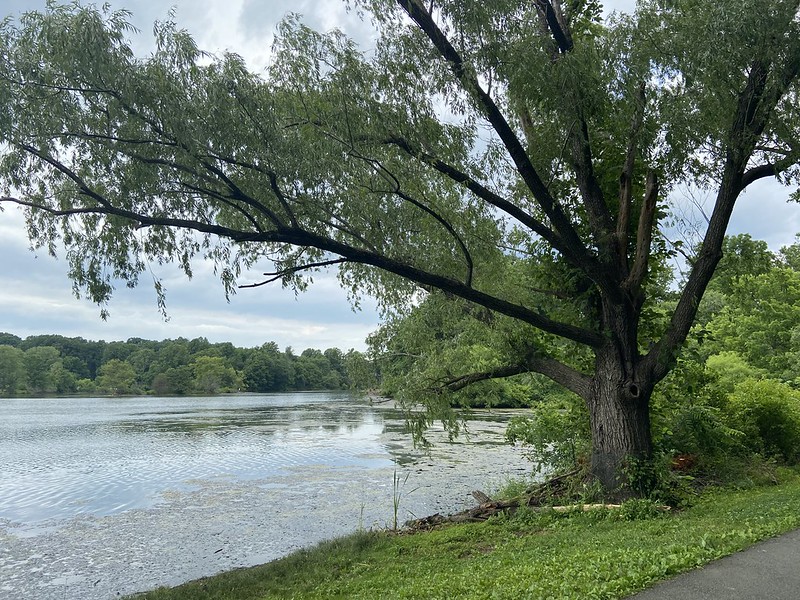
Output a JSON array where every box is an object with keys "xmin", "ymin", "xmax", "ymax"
[
  {"xmin": 506, "ymin": 395, "xmax": 589, "ymax": 473},
  {"xmin": 661, "ymin": 404, "xmax": 744, "ymax": 459},
  {"xmin": 726, "ymin": 379, "xmax": 800, "ymax": 463},
  {"xmin": 706, "ymin": 351, "xmax": 766, "ymax": 393},
  {"xmin": 623, "ymin": 455, "xmax": 696, "ymax": 508},
  {"xmin": 616, "ymin": 498, "xmax": 666, "ymax": 521}
]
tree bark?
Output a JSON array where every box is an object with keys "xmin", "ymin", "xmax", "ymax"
[{"xmin": 587, "ymin": 347, "xmax": 653, "ymax": 499}]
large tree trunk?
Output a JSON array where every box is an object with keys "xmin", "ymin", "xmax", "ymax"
[{"xmin": 587, "ymin": 347, "xmax": 653, "ymax": 499}]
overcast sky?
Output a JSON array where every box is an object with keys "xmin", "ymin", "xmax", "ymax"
[{"xmin": 1, "ymin": 0, "xmax": 798, "ymax": 350}]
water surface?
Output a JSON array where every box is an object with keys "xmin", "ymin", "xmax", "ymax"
[
  {"xmin": 1, "ymin": 393, "xmax": 395, "ymax": 525},
  {"xmin": 0, "ymin": 392, "xmax": 530, "ymax": 599}
]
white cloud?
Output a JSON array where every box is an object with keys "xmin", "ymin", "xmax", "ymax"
[{"xmin": 728, "ymin": 180, "xmax": 799, "ymax": 251}]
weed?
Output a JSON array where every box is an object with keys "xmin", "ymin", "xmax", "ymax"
[{"xmin": 391, "ymin": 469, "xmax": 418, "ymax": 531}]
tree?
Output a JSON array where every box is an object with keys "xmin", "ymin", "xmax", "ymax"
[
  {"xmin": 343, "ymin": 349, "xmax": 379, "ymax": 391},
  {"xmin": 1, "ymin": 1, "xmax": 799, "ymax": 496},
  {"xmin": 49, "ymin": 360, "xmax": 78, "ymax": 394},
  {"xmin": 154, "ymin": 365, "xmax": 195, "ymax": 395},
  {"xmin": 96, "ymin": 358, "xmax": 136, "ymax": 395},
  {"xmin": 706, "ymin": 267, "xmax": 800, "ymax": 383},
  {"xmin": 708, "ymin": 234, "xmax": 776, "ymax": 297},
  {"xmin": 21, "ymin": 334, "xmax": 104, "ymax": 378},
  {"xmin": 148, "ymin": 340, "xmax": 192, "ymax": 377},
  {"xmin": 0, "ymin": 332, "xmax": 22, "ymax": 347},
  {"xmin": 191, "ymin": 355, "xmax": 241, "ymax": 394},
  {"xmin": 294, "ymin": 349, "xmax": 340, "ymax": 390},
  {"xmin": 126, "ymin": 346, "xmax": 157, "ymax": 388},
  {"xmin": 242, "ymin": 342, "xmax": 293, "ymax": 392},
  {"xmin": 0, "ymin": 345, "xmax": 25, "ymax": 395},
  {"xmin": 23, "ymin": 346, "xmax": 62, "ymax": 394}
]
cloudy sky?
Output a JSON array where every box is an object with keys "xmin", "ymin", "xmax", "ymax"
[{"xmin": 1, "ymin": 0, "xmax": 798, "ymax": 350}]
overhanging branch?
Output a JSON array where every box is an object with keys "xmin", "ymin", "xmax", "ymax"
[
  {"xmin": 383, "ymin": 135, "xmax": 571, "ymax": 256},
  {"xmin": 440, "ymin": 353, "xmax": 591, "ymax": 399},
  {"xmin": 1, "ymin": 191, "xmax": 605, "ymax": 348},
  {"xmin": 240, "ymin": 258, "xmax": 348, "ymax": 288}
]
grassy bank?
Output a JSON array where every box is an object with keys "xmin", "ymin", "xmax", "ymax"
[{"xmin": 131, "ymin": 472, "xmax": 800, "ymax": 600}]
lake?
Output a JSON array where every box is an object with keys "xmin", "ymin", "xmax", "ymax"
[{"xmin": 0, "ymin": 392, "xmax": 531, "ymax": 599}]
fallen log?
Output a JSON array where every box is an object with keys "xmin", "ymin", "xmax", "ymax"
[
  {"xmin": 404, "ymin": 469, "xmax": 668, "ymax": 531},
  {"xmin": 406, "ymin": 499, "xmax": 617, "ymax": 530}
]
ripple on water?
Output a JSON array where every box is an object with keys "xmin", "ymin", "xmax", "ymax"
[
  {"xmin": 0, "ymin": 393, "xmax": 397, "ymax": 525},
  {"xmin": 1, "ymin": 394, "xmax": 533, "ymax": 600}
]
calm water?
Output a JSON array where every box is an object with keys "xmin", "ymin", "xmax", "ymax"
[
  {"xmin": 0, "ymin": 393, "xmax": 402, "ymax": 525},
  {"xmin": 0, "ymin": 393, "xmax": 530, "ymax": 599}
]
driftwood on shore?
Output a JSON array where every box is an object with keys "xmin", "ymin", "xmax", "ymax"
[
  {"xmin": 405, "ymin": 469, "xmax": 582, "ymax": 530},
  {"xmin": 404, "ymin": 469, "xmax": 667, "ymax": 530}
]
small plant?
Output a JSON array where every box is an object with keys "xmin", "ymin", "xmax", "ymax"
[
  {"xmin": 506, "ymin": 394, "xmax": 590, "ymax": 474},
  {"xmin": 616, "ymin": 498, "xmax": 666, "ymax": 521},
  {"xmin": 622, "ymin": 455, "xmax": 696, "ymax": 508},
  {"xmin": 391, "ymin": 469, "xmax": 418, "ymax": 531},
  {"xmin": 493, "ymin": 476, "xmax": 535, "ymax": 501},
  {"xmin": 358, "ymin": 502, "xmax": 366, "ymax": 531}
]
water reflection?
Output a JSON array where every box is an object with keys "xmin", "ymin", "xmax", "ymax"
[
  {"xmin": 0, "ymin": 393, "xmax": 524, "ymax": 528},
  {"xmin": 0, "ymin": 393, "xmax": 398, "ymax": 525}
]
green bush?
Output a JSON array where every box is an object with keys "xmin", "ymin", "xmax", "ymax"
[
  {"xmin": 622, "ymin": 455, "xmax": 696, "ymax": 508},
  {"xmin": 506, "ymin": 395, "xmax": 589, "ymax": 473},
  {"xmin": 706, "ymin": 351, "xmax": 766, "ymax": 393},
  {"xmin": 726, "ymin": 378, "xmax": 800, "ymax": 463},
  {"xmin": 661, "ymin": 404, "xmax": 744, "ymax": 459}
]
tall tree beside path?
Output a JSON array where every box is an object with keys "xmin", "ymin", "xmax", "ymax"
[{"xmin": 1, "ymin": 1, "xmax": 799, "ymax": 496}]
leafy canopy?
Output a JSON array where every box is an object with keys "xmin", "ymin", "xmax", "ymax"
[{"xmin": 0, "ymin": 0, "xmax": 799, "ymax": 402}]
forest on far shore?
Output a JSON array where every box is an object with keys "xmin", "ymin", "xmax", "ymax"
[{"xmin": 0, "ymin": 333, "xmax": 370, "ymax": 397}]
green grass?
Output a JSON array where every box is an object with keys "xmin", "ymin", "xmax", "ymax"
[{"xmin": 130, "ymin": 472, "xmax": 800, "ymax": 600}]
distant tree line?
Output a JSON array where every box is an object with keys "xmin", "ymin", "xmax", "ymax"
[{"xmin": 0, "ymin": 334, "xmax": 371, "ymax": 397}]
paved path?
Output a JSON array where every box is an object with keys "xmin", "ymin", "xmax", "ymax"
[{"xmin": 628, "ymin": 528, "xmax": 800, "ymax": 599}]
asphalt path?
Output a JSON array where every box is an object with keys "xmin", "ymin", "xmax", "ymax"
[{"xmin": 628, "ymin": 528, "xmax": 800, "ymax": 599}]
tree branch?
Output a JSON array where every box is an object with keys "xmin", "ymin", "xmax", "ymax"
[
  {"xmin": 239, "ymin": 258, "xmax": 348, "ymax": 288},
  {"xmin": 644, "ymin": 57, "xmax": 791, "ymax": 382},
  {"xmin": 442, "ymin": 352, "xmax": 591, "ymax": 399},
  {"xmin": 348, "ymin": 148, "xmax": 475, "ymax": 287},
  {"xmin": 625, "ymin": 171, "xmax": 659, "ymax": 294},
  {"xmin": 617, "ymin": 83, "xmax": 647, "ymax": 268},
  {"xmin": 271, "ymin": 227, "xmax": 606, "ymax": 347},
  {"xmin": 533, "ymin": 0, "xmax": 573, "ymax": 54},
  {"xmin": 382, "ymin": 135, "xmax": 571, "ymax": 257},
  {"xmin": 1, "ymin": 189, "xmax": 605, "ymax": 347},
  {"xmin": 533, "ymin": 0, "xmax": 616, "ymax": 261},
  {"xmin": 740, "ymin": 157, "xmax": 796, "ymax": 189},
  {"xmin": 392, "ymin": 188, "xmax": 474, "ymax": 287},
  {"xmin": 395, "ymin": 0, "xmax": 593, "ymax": 271},
  {"xmin": 203, "ymin": 151, "xmax": 300, "ymax": 228},
  {"xmin": 177, "ymin": 181, "xmax": 264, "ymax": 233}
]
